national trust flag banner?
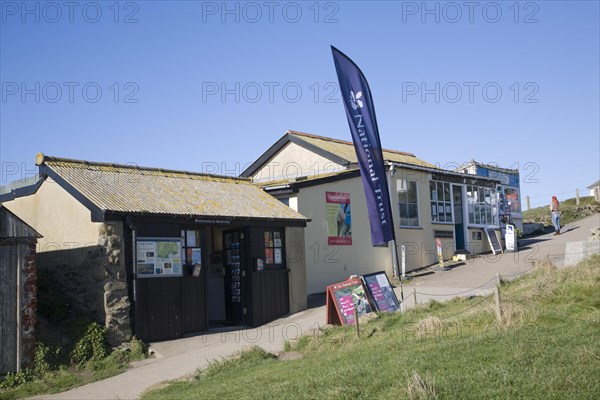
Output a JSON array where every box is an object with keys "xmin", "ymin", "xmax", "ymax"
[{"xmin": 331, "ymin": 46, "xmax": 395, "ymax": 246}]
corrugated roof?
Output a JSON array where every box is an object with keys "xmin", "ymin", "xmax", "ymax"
[
  {"xmin": 37, "ymin": 154, "xmax": 307, "ymax": 222},
  {"xmin": 287, "ymin": 130, "xmax": 436, "ymax": 168}
]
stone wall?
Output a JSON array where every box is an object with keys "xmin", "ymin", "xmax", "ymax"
[
  {"xmin": 98, "ymin": 223, "xmax": 132, "ymax": 346},
  {"xmin": 37, "ymin": 221, "xmax": 132, "ymax": 346}
]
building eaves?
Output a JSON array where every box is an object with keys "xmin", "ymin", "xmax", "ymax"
[
  {"xmin": 586, "ymin": 179, "xmax": 600, "ymax": 189},
  {"xmin": 34, "ymin": 153, "xmax": 309, "ymax": 224}
]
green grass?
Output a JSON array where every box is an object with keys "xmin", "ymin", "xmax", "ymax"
[
  {"xmin": 143, "ymin": 255, "xmax": 600, "ymax": 400},
  {"xmin": 0, "ymin": 339, "xmax": 148, "ymax": 400},
  {"xmin": 523, "ymin": 196, "xmax": 599, "ymax": 227}
]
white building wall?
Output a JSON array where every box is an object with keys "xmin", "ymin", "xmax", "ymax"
[{"xmin": 252, "ymin": 142, "xmax": 345, "ymax": 182}]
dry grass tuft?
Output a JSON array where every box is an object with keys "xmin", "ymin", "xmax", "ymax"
[
  {"xmin": 406, "ymin": 371, "xmax": 439, "ymax": 400},
  {"xmin": 415, "ymin": 316, "xmax": 444, "ymax": 338}
]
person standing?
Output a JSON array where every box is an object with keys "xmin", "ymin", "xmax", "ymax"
[{"xmin": 550, "ymin": 196, "xmax": 561, "ymax": 235}]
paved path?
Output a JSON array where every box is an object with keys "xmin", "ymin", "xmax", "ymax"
[
  {"xmin": 34, "ymin": 214, "xmax": 599, "ymax": 400},
  {"xmin": 397, "ymin": 213, "xmax": 600, "ymax": 309}
]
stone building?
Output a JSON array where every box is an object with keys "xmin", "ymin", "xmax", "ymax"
[{"xmin": 1, "ymin": 154, "xmax": 308, "ymax": 344}]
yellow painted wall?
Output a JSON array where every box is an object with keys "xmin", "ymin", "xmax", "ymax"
[
  {"xmin": 3, "ymin": 177, "xmax": 102, "ymax": 251},
  {"xmin": 297, "ymin": 176, "xmax": 393, "ymax": 294}
]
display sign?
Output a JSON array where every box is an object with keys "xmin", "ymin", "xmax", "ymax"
[
  {"xmin": 362, "ymin": 272, "xmax": 400, "ymax": 312},
  {"xmin": 436, "ymin": 238, "xmax": 445, "ymax": 268},
  {"xmin": 326, "ymin": 277, "xmax": 371, "ymax": 325},
  {"xmin": 505, "ymin": 224, "xmax": 517, "ymax": 252},
  {"xmin": 484, "ymin": 227, "xmax": 503, "ymax": 255},
  {"xmin": 326, "ymin": 192, "xmax": 352, "ymax": 245},
  {"xmin": 136, "ymin": 238, "xmax": 183, "ymax": 278}
]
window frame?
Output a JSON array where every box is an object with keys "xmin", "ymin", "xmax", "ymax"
[
  {"xmin": 397, "ymin": 179, "xmax": 420, "ymax": 228},
  {"xmin": 466, "ymin": 185, "xmax": 499, "ymax": 227},
  {"xmin": 430, "ymin": 180, "xmax": 453, "ymax": 224},
  {"xmin": 181, "ymin": 228, "xmax": 203, "ymax": 266},
  {"xmin": 263, "ymin": 229, "xmax": 285, "ymax": 270}
]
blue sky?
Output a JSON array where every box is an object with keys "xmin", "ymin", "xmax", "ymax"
[{"xmin": 1, "ymin": 0, "xmax": 598, "ymax": 208}]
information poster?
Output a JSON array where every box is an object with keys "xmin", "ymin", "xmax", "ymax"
[
  {"xmin": 326, "ymin": 278, "xmax": 371, "ymax": 326},
  {"xmin": 362, "ymin": 272, "xmax": 400, "ymax": 312},
  {"xmin": 137, "ymin": 238, "xmax": 183, "ymax": 278},
  {"xmin": 326, "ymin": 192, "xmax": 352, "ymax": 245}
]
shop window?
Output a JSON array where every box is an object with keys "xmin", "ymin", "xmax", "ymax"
[
  {"xmin": 430, "ymin": 181, "xmax": 452, "ymax": 223},
  {"xmin": 466, "ymin": 186, "xmax": 498, "ymax": 226},
  {"xmin": 181, "ymin": 229, "xmax": 202, "ymax": 265},
  {"xmin": 503, "ymin": 187, "xmax": 520, "ymax": 213},
  {"xmin": 397, "ymin": 179, "xmax": 419, "ymax": 227},
  {"xmin": 264, "ymin": 230, "xmax": 284, "ymax": 267}
]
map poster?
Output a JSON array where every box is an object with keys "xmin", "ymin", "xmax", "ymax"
[
  {"xmin": 325, "ymin": 277, "xmax": 372, "ymax": 326},
  {"xmin": 326, "ymin": 192, "xmax": 352, "ymax": 245},
  {"xmin": 362, "ymin": 271, "xmax": 400, "ymax": 313},
  {"xmin": 136, "ymin": 238, "xmax": 183, "ymax": 278}
]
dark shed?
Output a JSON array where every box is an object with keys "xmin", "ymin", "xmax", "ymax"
[{"xmin": 0, "ymin": 206, "xmax": 40, "ymax": 374}]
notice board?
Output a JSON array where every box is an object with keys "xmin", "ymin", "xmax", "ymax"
[
  {"xmin": 484, "ymin": 227, "xmax": 503, "ymax": 255},
  {"xmin": 326, "ymin": 278, "xmax": 372, "ymax": 326},
  {"xmin": 136, "ymin": 237, "xmax": 183, "ymax": 277},
  {"xmin": 362, "ymin": 272, "xmax": 400, "ymax": 312}
]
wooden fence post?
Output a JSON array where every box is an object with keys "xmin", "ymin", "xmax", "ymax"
[
  {"xmin": 494, "ymin": 286, "xmax": 502, "ymax": 323},
  {"xmin": 413, "ymin": 288, "xmax": 417, "ymax": 307},
  {"xmin": 526, "ymin": 195, "xmax": 531, "ymax": 211},
  {"xmin": 576, "ymin": 189, "xmax": 580, "ymax": 206},
  {"xmin": 354, "ymin": 306, "xmax": 360, "ymax": 339}
]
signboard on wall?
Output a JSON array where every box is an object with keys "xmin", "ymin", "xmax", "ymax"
[
  {"xmin": 362, "ymin": 272, "xmax": 400, "ymax": 312},
  {"xmin": 326, "ymin": 277, "xmax": 371, "ymax": 325},
  {"xmin": 326, "ymin": 192, "xmax": 352, "ymax": 245},
  {"xmin": 137, "ymin": 237, "xmax": 183, "ymax": 278}
]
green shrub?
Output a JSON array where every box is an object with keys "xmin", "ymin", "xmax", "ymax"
[
  {"xmin": 128, "ymin": 337, "xmax": 148, "ymax": 361},
  {"xmin": 34, "ymin": 342, "xmax": 61, "ymax": 376},
  {"xmin": 0, "ymin": 369, "xmax": 34, "ymax": 389},
  {"xmin": 70, "ymin": 322, "xmax": 108, "ymax": 366}
]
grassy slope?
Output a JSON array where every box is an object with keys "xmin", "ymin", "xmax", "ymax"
[
  {"xmin": 523, "ymin": 196, "xmax": 599, "ymax": 226},
  {"xmin": 143, "ymin": 255, "xmax": 600, "ymax": 400}
]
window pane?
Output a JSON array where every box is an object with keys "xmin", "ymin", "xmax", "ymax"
[
  {"xmin": 407, "ymin": 181, "xmax": 418, "ymax": 203},
  {"xmin": 186, "ymin": 230, "xmax": 197, "ymax": 247},
  {"xmin": 437, "ymin": 182, "xmax": 444, "ymax": 201},
  {"xmin": 399, "ymin": 203, "xmax": 409, "ymax": 219},
  {"xmin": 264, "ymin": 231, "xmax": 272, "ymax": 247},
  {"xmin": 273, "ymin": 232, "xmax": 282, "ymax": 248},
  {"xmin": 443, "ymin": 183, "xmax": 450, "ymax": 202},
  {"xmin": 430, "ymin": 182, "xmax": 437, "ymax": 200},
  {"xmin": 408, "ymin": 204, "xmax": 419, "ymax": 226},
  {"xmin": 445, "ymin": 203, "xmax": 452, "ymax": 222}
]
